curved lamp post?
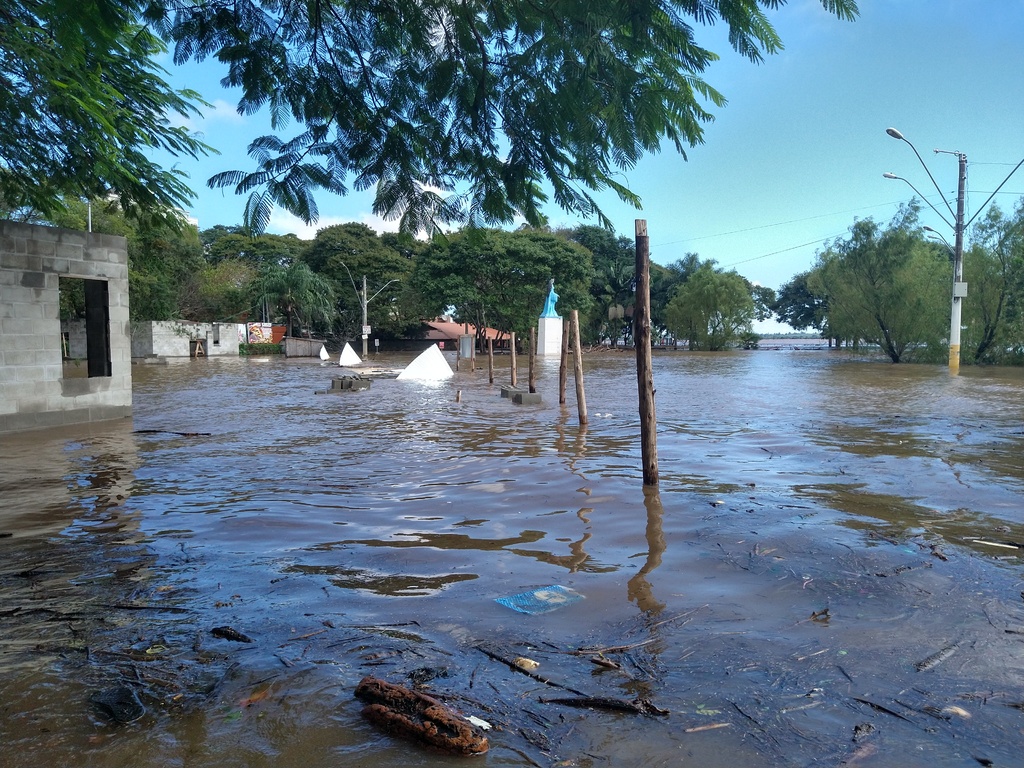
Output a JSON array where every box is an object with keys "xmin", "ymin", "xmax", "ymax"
[
  {"xmin": 884, "ymin": 128, "xmax": 967, "ymax": 373},
  {"xmin": 335, "ymin": 259, "xmax": 398, "ymax": 357},
  {"xmin": 922, "ymin": 225, "xmax": 954, "ymax": 262},
  {"xmin": 885, "ymin": 128, "xmax": 1024, "ymax": 372}
]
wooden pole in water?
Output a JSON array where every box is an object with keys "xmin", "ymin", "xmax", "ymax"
[
  {"xmin": 559, "ymin": 318, "xmax": 569, "ymax": 404},
  {"xmin": 634, "ymin": 219, "xmax": 659, "ymax": 486},
  {"xmin": 510, "ymin": 332, "xmax": 518, "ymax": 387},
  {"xmin": 487, "ymin": 337, "xmax": 494, "ymax": 384},
  {"xmin": 570, "ymin": 310, "xmax": 587, "ymax": 425},
  {"xmin": 528, "ymin": 327, "xmax": 537, "ymax": 393}
]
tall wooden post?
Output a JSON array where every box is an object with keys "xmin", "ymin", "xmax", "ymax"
[
  {"xmin": 510, "ymin": 332, "xmax": 518, "ymax": 387},
  {"xmin": 528, "ymin": 327, "xmax": 537, "ymax": 393},
  {"xmin": 570, "ymin": 310, "xmax": 588, "ymax": 426},
  {"xmin": 559, "ymin": 318, "xmax": 569, "ymax": 404},
  {"xmin": 635, "ymin": 219, "xmax": 659, "ymax": 486},
  {"xmin": 487, "ymin": 337, "xmax": 494, "ymax": 384}
]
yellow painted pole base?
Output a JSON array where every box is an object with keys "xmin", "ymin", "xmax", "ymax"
[{"xmin": 948, "ymin": 343, "xmax": 960, "ymax": 373}]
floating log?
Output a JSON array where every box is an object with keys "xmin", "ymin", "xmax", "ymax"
[
  {"xmin": 211, "ymin": 625, "xmax": 253, "ymax": 643},
  {"xmin": 539, "ymin": 695, "xmax": 669, "ymax": 716},
  {"xmin": 354, "ymin": 675, "xmax": 489, "ymax": 756}
]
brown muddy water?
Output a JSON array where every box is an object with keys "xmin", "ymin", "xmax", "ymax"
[{"xmin": 3, "ymin": 350, "xmax": 1024, "ymax": 767}]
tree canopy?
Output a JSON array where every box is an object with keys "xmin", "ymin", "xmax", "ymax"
[
  {"xmin": 413, "ymin": 228, "xmax": 593, "ymax": 340},
  {"xmin": 809, "ymin": 205, "xmax": 949, "ymax": 362},
  {"xmin": 0, "ymin": 0, "xmax": 210, "ymax": 222},
  {"xmin": 664, "ymin": 261, "xmax": 754, "ymax": 350},
  {"xmin": 1, "ymin": 0, "xmax": 857, "ymax": 232},
  {"xmin": 158, "ymin": 0, "xmax": 857, "ymax": 233},
  {"xmin": 303, "ymin": 223, "xmax": 421, "ymax": 338}
]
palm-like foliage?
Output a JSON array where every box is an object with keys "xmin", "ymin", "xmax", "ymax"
[
  {"xmin": 157, "ymin": 0, "xmax": 858, "ymax": 234},
  {"xmin": 0, "ymin": 0, "xmax": 209, "ymax": 223},
  {"xmin": 251, "ymin": 262, "xmax": 335, "ymax": 337}
]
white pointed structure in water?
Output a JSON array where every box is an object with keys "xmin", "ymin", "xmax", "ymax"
[
  {"xmin": 319, "ymin": 344, "xmax": 330, "ymax": 361},
  {"xmin": 339, "ymin": 342, "xmax": 361, "ymax": 367},
  {"xmin": 396, "ymin": 345, "xmax": 454, "ymax": 381}
]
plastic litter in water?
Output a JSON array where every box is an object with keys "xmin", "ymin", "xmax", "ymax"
[{"xmin": 495, "ymin": 585, "xmax": 583, "ymax": 615}]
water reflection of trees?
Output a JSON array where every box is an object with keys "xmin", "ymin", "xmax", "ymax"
[{"xmin": 299, "ymin": 522, "xmax": 618, "ymax": 577}]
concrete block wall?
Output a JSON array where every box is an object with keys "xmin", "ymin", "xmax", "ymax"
[
  {"xmin": 131, "ymin": 321, "xmax": 244, "ymax": 357},
  {"xmin": 0, "ymin": 221, "xmax": 132, "ymax": 433}
]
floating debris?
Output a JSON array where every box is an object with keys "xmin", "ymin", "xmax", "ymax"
[
  {"xmin": 354, "ymin": 676, "xmax": 488, "ymax": 756},
  {"xmin": 915, "ymin": 643, "xmax": 958, "ymax": 672},
  {"xmin": 495, "ymin": 585, "xmax": 584, "ymax": 615},
  {"xmin": 539, "ymin": 695, "xmax": 668, "ymax": 716},
  {"xmin": 90, "ymin": 686, "xmax": 145, "ymax": 723},
  {"xmin": 211, "ymin": 626, "xmax": 253, "ymax": 643}
]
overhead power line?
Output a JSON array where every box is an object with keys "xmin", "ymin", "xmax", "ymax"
[{"xmin": 651, "ymin": 200, "xmax": 903, "ymax": 249}]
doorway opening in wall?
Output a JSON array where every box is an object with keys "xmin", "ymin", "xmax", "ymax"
[{"xmin": 59, "ymin": 276, "xmax": 111, "ymax": 379}]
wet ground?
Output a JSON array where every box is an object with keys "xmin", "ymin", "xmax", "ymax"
[{"xmin": 3, "ymin": 349, "xmax": 1024, "ymax": 767}]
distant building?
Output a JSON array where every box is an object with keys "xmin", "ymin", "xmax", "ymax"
[
  {"xmin": 422, "ymin": 319, "xmax": 507, "ymax": 350},
  {"xmin": 130, "ymin": 320, "xmax": 246, "ymax": 358}
]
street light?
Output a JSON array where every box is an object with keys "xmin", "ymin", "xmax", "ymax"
[
  {"xmin": 922, "ymin": 225, "xmax": 954, "ymax": 262},
  {"xmin": 886, "ymin": 128, "xmax": 1024, "ymax": 372},
  {"xmin": 884, "ymin": 127, "xmax": 967, "ymax": 373},
  {"xmin": 335, "ymin": 259, "xmax": 398, "ymax": 357}
]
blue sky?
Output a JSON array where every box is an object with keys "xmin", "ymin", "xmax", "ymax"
[{"xmin": 158, "ymin": 0, "xmax": 1024, "ymax": 328}]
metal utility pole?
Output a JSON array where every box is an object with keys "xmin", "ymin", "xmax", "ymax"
[
  {"xmin": 333, "ymin": 258, "xmax": 396, "ymax": 359},
  {"xmin": 949, "ymin": 152, "xmax": 967, "ymax": 373},
  {"xmin": 885, "ymin": 127, "xmax": 1024, "ymax": 373},
  {"xmin": 361, "ymin": 275, "xmax": 368, "ymax": 357}
]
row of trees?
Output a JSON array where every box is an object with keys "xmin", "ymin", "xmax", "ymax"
[
  {"xmin": 43, "ymin": 197, "xmax": 769, "ymax": 350},
  {"xmin": 772, "ymin": 199, "xmax": 1024, "ymax": 364},
  {"xmin": 45, "ymin": 190, "xmax": 1024, "ymax": 364}
]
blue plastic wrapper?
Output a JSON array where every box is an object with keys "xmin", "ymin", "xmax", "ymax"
[{"xmin": 494, "ymin": 585, "xmax": 584, "ymax": 615}]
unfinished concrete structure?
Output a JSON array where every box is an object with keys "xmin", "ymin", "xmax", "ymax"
[
  {"xmin": 0, "ymin": 221, "xmax": 132, "ymax": 433},
  {"xmin": 130, "ymin": 320, "xmax": 244, "ymax": 358}
]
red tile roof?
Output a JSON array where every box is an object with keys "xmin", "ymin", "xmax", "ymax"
[{"xmin": 423, "ymin": 320, "xmax": 504, "ymax": 341}]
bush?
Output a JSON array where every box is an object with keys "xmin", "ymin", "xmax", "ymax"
[{"xmin": 239, "ymin": 342, "xmax": 283, "ymax": 356}]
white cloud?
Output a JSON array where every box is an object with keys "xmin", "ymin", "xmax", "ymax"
[
  {"xmin": 203, "ymin": 99, "xmax": 247, "ymax": 124},
  {"xmin": 174, "ymin": 99, "xmax": 246, "ymax": 132},
  {"xmin": 265, "ymin": 209, "xmax": 401, "ymax": 239}
]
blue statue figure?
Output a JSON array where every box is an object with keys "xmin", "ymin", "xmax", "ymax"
[{"xmin": 540, "ymin": 278, "xmax": 560, "ymax": 318}]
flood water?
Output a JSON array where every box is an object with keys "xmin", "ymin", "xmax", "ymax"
[{"xmin": 3, "ymin": 349, "xmax": 1024, "ymax": 767}]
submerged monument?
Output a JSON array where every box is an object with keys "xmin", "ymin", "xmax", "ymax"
[
  {"xmin": 339, "ymin": 342, "xmax": 362, "ymax": 366},
  {"xmin": 537, "ymin": 278, "xmax": 563, "ymax": 356},
  {"xmin": 396, "ymin": 345, "xmax": 454, "ymax": 381}
]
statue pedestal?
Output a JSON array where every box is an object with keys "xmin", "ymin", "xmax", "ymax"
[{"xmin": 537, "ymin": 315, "xmax": 562, "ymax": 356}]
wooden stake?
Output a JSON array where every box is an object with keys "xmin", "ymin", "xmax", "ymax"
[
  {"xmin": 487, "ymin": 337, "xmax": 494, "ymax": 384},
  {"xmin": 510, "ymin": 332, "xmax": 518, "ymax": 387},
  {"xmin": 634, "ymin": 219, "xmax": 659, "ymax": 486},
  {"xmin": 528, "ymin": 327, "xmax": 537, "ymax": 393},
  {"xmin": 559, "ymin": 318, "xmax": 569, "ymax": 405},
  {"xmin": 570, "ymin": 310, "xmax": 587, "ymax": 426}
]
